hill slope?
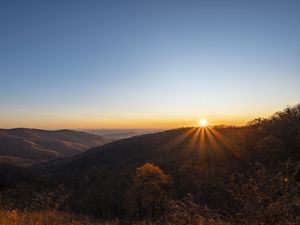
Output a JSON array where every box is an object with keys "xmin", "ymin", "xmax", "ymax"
[
  {"xmin": 49, "ymin": 127, "xmax": 244, "ymax": 173},
  {"xmin": 39, "ymin": 104, "xmax": 299, "ymax": 217},
  {"xmin": 0, "ymin": 128, "xmax": 108, "ymax": 161},
  {"xmin": 39, "ymin": 126, "xmax": 249, "ymax": 216},
  {"xmin": 1, "ymin": 104, "xmax": 299, "ymax": 222}
]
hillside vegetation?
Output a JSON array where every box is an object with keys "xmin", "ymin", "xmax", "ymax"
[
  {"xmin": 0, "ymin": 210, "xmax": 114, "ymax": 225},
  {"xmin": 0, "ymin": 104, "xmax": 299, "ymax": 224}
]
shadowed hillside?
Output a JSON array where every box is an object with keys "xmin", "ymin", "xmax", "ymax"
[{"xmin": 46, "ymin": 126, "xmax": 246, "ymax": 176}]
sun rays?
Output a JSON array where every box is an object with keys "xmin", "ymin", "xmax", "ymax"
[{"xmin": 155, "ymin": 125, "xmax": 241, "ymax": 174}]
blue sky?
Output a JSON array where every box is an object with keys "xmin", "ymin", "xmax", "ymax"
[{"xmin": 0, "ymin": 0, "xmax": 299, "ymax": 128}]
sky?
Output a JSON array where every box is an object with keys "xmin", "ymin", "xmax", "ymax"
[{"xmin": 0, "ymin": 0, "xmax": 299, "ymax": 129}]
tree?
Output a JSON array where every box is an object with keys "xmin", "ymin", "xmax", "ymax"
[
  {"xmin": 178, "ymin": 161, "xmax": 228, "ymax": 209},
  {"xmin": 228, "ymin": 160, "xmax": 300, "ymax": 224},
  {"xmin": 126, "ymin": 163, "xmax": 172, "ymax": 220},
  {"xmin": 255, "ymin": 135, "xmax": 285, "ymax": 161}
]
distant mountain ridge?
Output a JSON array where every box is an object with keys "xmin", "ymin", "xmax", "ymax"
[
  {"xmin": 81, "ymin": 128, "xmax": 163, "ymax": 141},
  {"xmin": 0, "ymin": 128, "xmax": 109, "ymax": 162}
]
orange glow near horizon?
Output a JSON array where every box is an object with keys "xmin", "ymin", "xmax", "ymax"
[
  {"xmin": 0, "ymin": 101, "xmax": 289, "ymax": 129},
  {"xmin": 199, "ymin": 118, "xmax": 208, "ymax": 127},
  {"xmin": 0, "ymin": 112, "xmax": 260, "ymax": 129},
  {"xmin": 0, "ymin": 116, "xmax": 256, "ymax": 130}
]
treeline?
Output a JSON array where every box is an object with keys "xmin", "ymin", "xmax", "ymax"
[{"xmin": 117, "ymin": 160, "xmax": 299, "ymax": 224}]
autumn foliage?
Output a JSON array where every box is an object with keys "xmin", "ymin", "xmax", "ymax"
[{"xmin": 126, "ymin": 163, "xmax": 172, "ymax": 220}]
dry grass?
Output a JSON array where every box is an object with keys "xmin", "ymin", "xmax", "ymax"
[
  {"xmin": 159, "ymin": 198, "xmax": 230, "ymax": 225},
  {"xmin": 0, "ymin": 210, "xmax": 157, "ymax": 225},
  {"xmin": 0, "ymin": 210, "xmax": 118, "ymax": 225}
]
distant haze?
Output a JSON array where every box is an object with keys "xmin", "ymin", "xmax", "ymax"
[{"xmin": 81, "ymin": 128, "xmax": 164, "ymax": 141}]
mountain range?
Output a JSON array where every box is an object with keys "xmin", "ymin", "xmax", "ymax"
[
  {"xmin": 0, "ymin": 128, "xmax": 108, "ymax": 163},
  {"xmin": 0, "ymin": 104, "xmax": 299, "ymax": 223}
]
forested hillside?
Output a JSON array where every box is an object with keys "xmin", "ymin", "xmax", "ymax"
[{"xmin": 0, "ymin": 104, "xmax": 299, "ymax": 224}]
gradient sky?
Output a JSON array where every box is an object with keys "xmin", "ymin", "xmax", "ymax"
[{"xmin": 0, "ymin": 0, "xmax": 300, "ymax": 129}]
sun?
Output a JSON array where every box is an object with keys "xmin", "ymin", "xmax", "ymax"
[{"xmin": 199, "ymin": 118, "xmax": 208, "ymax": 127}]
